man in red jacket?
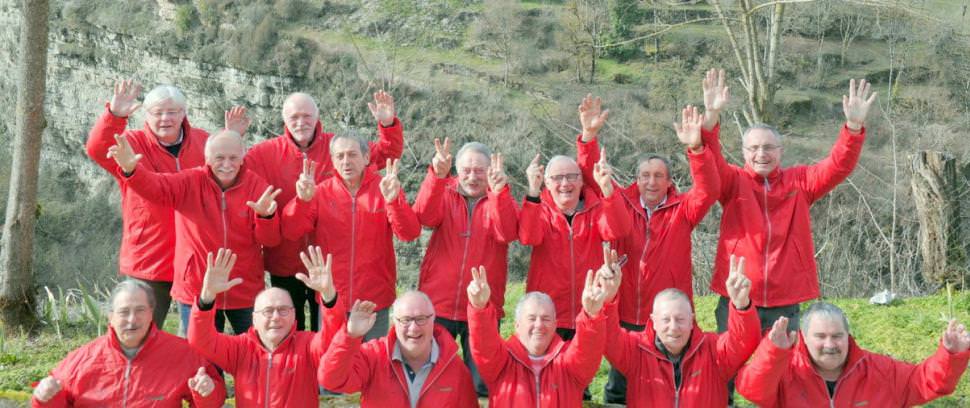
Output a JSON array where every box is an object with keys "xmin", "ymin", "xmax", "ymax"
[
  {"xmin": 737, "ymin": 302, "xmax": 970, "ymax": 407},
  {"xmin": 412, "ymin": 138, "xmax": 519, "ymax": 396},
  {"xmin": 519, "ymin": 147, "xmax": 631, "ymax": 338},
  {"xmin": 466, "ymin": 262, "xmax": 610, "ymax": 407},
  {"xmin": 188, "ymin": 246, "xmax": 345, "ymax": 407},
  {"xmin": 245, "ymin": 91, "xmax": 403, "ymax": 332},
  {"xmin": 700, "ymin": 71, "xmax": 878, "ymax": 332},
  {"xmin": 108, "ymin": 129, "xmax": 282, "ymax": 335},
  {"xmin": 86, "ymin": 80, "xmax": 249, "ymax": 329},
  {"xmin": 283, "ymin": 132, "xmax": 421, "ymax": 340},
  {"xmin": 576, "ymin": 99, "xmax": 721, "ymax": 403},
  {"xmin": 320, "ymin": 291, "xmax": 479, "ymax": 407},
  {"xmin": 31, "ymin": 280, "xmax": 226, "ymax": 407},
  {"xmin": 604, "ymin": 251, "xmax": 762, "ymax": 408}
]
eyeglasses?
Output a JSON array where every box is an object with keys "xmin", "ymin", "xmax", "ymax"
[
  {"xmin": 147, "ymin": 108, "xmax": 184, "ymax": 118},
  {"xmin": 254, "ymin": 306, "xmax": 294, "ymax": 318},
  {"xmin": 457, "ymin": 167, "xmax": 487, "ymax": 176},
  {"xmin": 546, "ymin": 173, "xmax": 581, "ymax": 183},
  {"xmin": 743, "ymin": 144, "xmax": 781, "ymax": 153},
  {"xmin": 394, "ymin": 314, "xmax": 434, "ymax": 327}
]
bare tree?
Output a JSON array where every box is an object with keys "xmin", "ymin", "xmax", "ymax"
[
  {"xmin": 563, "ymin": 0, "xmax": 610, "ymax": 84},
  {"xmin": 475, "ymin": 0, "xmax": 524, "ymax": 87},
  {"xmin": 0, "ymin": 0, "xmax": 50, "ymax": 331}
]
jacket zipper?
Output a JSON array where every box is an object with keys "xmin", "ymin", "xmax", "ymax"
[
  {"xmin": 534, "ymin": 371, "xmax": 541, "ymax": 408},
  {"xmin": 220, "ymin": 192, "xmax": 229, "ymax": 309},
  {"xmin": 349, "ymin": 191, "xmax": 358, "ymax": 303},
  {"xmin": 302, "ymin": 152, "xmax": 311, "ymax": 251},
  {"xmin": 636, "ymin": 208, "xmax": 652, "ymax": 324},
  {"xmin": 453, "ymin": 198, "xmax": 477, "ymax": 320},
  {"xmin": 122, "ymin": 359, "xmax": 132, "ymax": 408},
  {"xmin": 762, "ymin": 177, "xmax": 771, "ymax": 306},
  {"xmin": 264, "ymin": 352, "xmax": 273, "ymax": 408},
  {"xmin": 568, "ymin": 222, "xmax": 576, "ymax": 325}
]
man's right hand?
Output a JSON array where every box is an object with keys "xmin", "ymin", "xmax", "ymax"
[
  {"xmin": 109, "ymin": 79, "xmax": 142, "ymax": 118},
  {"xmin": 347, "ymin": 299, "xmax": 378, "ymax": 338},
  {"xmin": 702, "ymin": 68, "xmax": 729, "ymax": 130},
  {"xmin": 295, "ymin": 158, "xmax": 317, "ymax": 202},
  {"xmin": 768, "ymin": 316, "xmax": 798, "ymax": 350},
  {"xmin": 200, "ymin": 248, "xmax": 241, "ymax": 304},
  {"xmin": 596, "ymin": 246, "xmax": 622, "ymax": 303},
  {"xmin": 466, "ymin": 266, "xmax": 491, "ymax": 309},
  {"xmin": 107, "ymin": 133, "xmax": 143, "ymax": 174},
  {"xmin": 674, "ymin": 105, "xmax": 704, "ymax": 153},
  {"xmin": 526, "ymin": 153, "xmax": 544, "ymax": 197},
  {"xmin": 32, "ymin": 376, "xmax": 61, "ymax": 403},
  {"xmin": 432, "ymin": 137, "xmax": 453, "ymax": 178},
  {"xmin": 578, "ymin": 93, "xmax": 609, "ymax": 142}
]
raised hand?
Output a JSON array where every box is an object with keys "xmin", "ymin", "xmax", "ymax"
[
  {"xmin": 702, "ymin": 68, "xmax": 729, "ymax": 130},
  {"xmin": 296, "ymin": 246, "xmax": 335, "ymax": 302},
  {"xmin": 246, "ymin": 186, "xmax": 283, "ymax": 217},
  {"xmin": 487, "ymin": 153, "xmax": 508, "ymax": 192},
  {"xmin": 466, "ymin": 266, "xmax": 491, "ymax": 309},
  {"xmin": 367, "ymin": 90, "xmax": 396, "ymax": 127},
  {"xmin": 943, "ymin": 319, "xmax": 970, "ymax": 353},
  {"xmin": 725, "ymin": 255, "xmax": 751, "ymax": 310},
  {"xmin": 593, "ymin": 148, "xmax": 615, "ymax": 197},
  {"xmin": 200, "ymin": 248, "xmax": 241, "ymax": 304},
  {"xmin": 843, "ymin": 78, "xmax": 878, "ymax": 131},
  {"xmin": 768, "ymin": 317, "xmax": 798, "ymax": 350},
  {"xmin": 674, "ymin": 105, "xmax": 704, "ymax": 152},
  {"xmin": 32, "ymin": 376, "xmax": 62, "ymax": 403},
  {"xmin": 379, "ymin": 158, "xmax": 402, "ymax": 201},
  {"xmin": 107, "ymin": 133, "xmax": 143, "ymax": 174},
  {"xmin": 596, "ymin": 245, "xmax": 623, "ymax": 302},
  {"xmin": 526, "ymin": 153, "xmax": 545, "ymax": 197},
  {"xmin": 578, "ymin": 93, "xmax": 610, "ymax": 142},
  {"xmin": 187, "ymin": 367, "xmax": 215, "ymax": 398},
  {"xmin": 295, "ymin": 158, "xmax": 317, "ymax": 202},
  {"xmin": 582, "ymin": 269, "xmax": 607, "ymax": 317},
  {"xmin": 347, "ymin": 299, "xmax": 378, "ymax": 338},
  {"xmin": 432, "ymin": 137, "xmax": 453, "ymax": 178},
  {"xmin": 109, "ymin": 79, "xmax": 143, "ymax": 118},
  {"xmin": 224, "ymin": 106, "xmax": 251, "ymax": 136}
]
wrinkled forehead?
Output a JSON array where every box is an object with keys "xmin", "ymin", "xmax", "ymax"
[
  {"xmin": 112, "ymin": 289, "xmax": 150, "ymax": 310},
  {"xmin": 546, "ymin": 157, "xmax": 580, "ymax": 175},
  {"xmin": 206, "ymin": 136, "xmax": 244, "ymax": 157},
  {"xmin": 638, "ymin": 158, "xmax": 669, "ymax": 176},
  {"xmin": 254, "ymin": 288, "xmax": 294, "ymax": 309},
  {"xmin": 393, "ymin": 295, "xmax": 435, "ymax": 317},
  {"xmin": 517, "ymin": 298, "xmax": 555, "ymax": 319},
  {"xmin": 331, "ymin": 137, "xmax": 363, "ymax": 155},
  {"xmin": 805, "ymin": 315, "xmax": 847, "ymax": 336},
  {"xmin": 456, "ymin": 151, "xmax": 489, "ymax": 169},
  {"xmin": 742, "ymin": 128, "xmax": 781, "ymax": 147},
  {"xmin": 652, "ymin": 297, "xmax": 693, "ymax": 318},
  {"xmin": 282, "ymin": 94, "xmax": 318, "ymax": 116},
  {"xmin": 146, "ymin": 98, "xmax": 184, "ymax": 112}
]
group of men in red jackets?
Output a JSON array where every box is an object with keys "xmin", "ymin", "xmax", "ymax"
[{"xmin": 31, "ymin": 70, "xmax": 970, "ymax": 407}]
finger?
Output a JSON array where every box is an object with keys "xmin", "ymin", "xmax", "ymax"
[
  {"xmin": 530, "ymin": 153, "xmax": 541, "ymax": 166},
  {"xmin": 849, "ymin": 78, "xmax": 856, "ymax": 99},
  {"xmin": 206, "ymin": 251, "xmax": 214, "ymax": 269},
  {"xmin": 225, "ymin": 278, "xmax": 244, "ymax": 291},
  {"xmin": 367, "ymin": 102, "xmax": 377, "ymax": 115},
  {"xmin": 585, "ymin": 269, "xmax": 595, "ymax": 290},
  {"xmin": 270, "ymin": 187, "xmax": 283, "ymax": 200},
  {"xmin": 443, "ymin": 137, "xmax": 452, "ymax": 154},
  {"xmin": 865, "ymin": 92, "xmax": 878, "ymax": 106},
  {"xmin": 433, "ymin": 137, "xmax": 443, "ymax": 156},
  {"xmin": 729, "ymin": 254, "xmax": 737, "ymax": 274},
  {"xmin": 496, "ymin": 153, "xmax": 503, "ymax": 171},
  {"xmin": 299, "ymin": 250, "xmax": 312, "ymax": 270},
  {"xmin": 324, "ymin": 253, "xmax": 333, "ymax": 272},
  {"xmin": 737, "ymin": 256, "xmax": 746, "ymax": 276},
  {"xmin": 385, "ymin": 158, "xmax": 392, "ymax": 175},
  {"xmin": 600, "ymin": 109, "xmax": 610, "ymax": 122}
]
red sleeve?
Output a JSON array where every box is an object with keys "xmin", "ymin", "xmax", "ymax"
[
  {"xmin": 122, "ymin": 164, "xmax": 194, "ymax": 209},
  {"xmin": 367, "ymin": 118, "xmax": 404, "ymax": 168},
  {"xmin": 484, "ymin": 185, "xmax": 519, "ymax": 244},
  {"xmin": 85, "ymin": 106, "xmax": 130, "ymax": 174},
  {"xmin": 596, "ymin": 192, "xmax": 632, "ymax": 241},
  {"xmin": 457, "ymin": 368, "xmax": 480, "ymax": 408},
  {"xmin": 188, "ymin": 362, "xmax": 227, "ymax": 408},
  {"xmin": 386, "ymin": 191, "xmax": 421, "ymax": 241},
  {"xmin": 31, "ymin": 391, "xmax": 68, "ymax": 408},
  {"xmin": 602, "ymin": 301, "xmax": 641, "ymax": 377},
  {"xmin": 319, "ymin": 328, "xmax": 371, "ymax": 393},
  {"xmin": 310, "ymin": 294, "xmax": 348, "ymax": 363},
  {"xmin": 281, "ymin": 194, "xmax": 318, "ymax": 241},
  {"xmin": 680, "ymin": 147, "xmax": 720, "ymax": 226},
  {"xmin": 562, "ymin": 308, "xmax": 607, "ymax": 386},
  {"xmin": 517, "ymin": 200, "xmax": 547, "ymax": 246},
  {"xmin": 187, "ymin": 301, "xmax": 245, "ymax": 373},
  {"xmin": 735, "ymin": 337, "xmax": 792, "ymax": 408},
  {"xmin": 900, "ymin": 342, "xmax": 970, "ymax": 406},
  {"xmin": 467, "ymin": 303, "xmax": 510, "ymax": 385},
  {"xmin": 700, "ymin": 123, "xmax": 739, "ymax": 201},
  {"xmin": 32, "ymin": 350, "xmax": 80, "ymax": 408},
  {"xmin": 714, "ymin": 303, "xmax": 762, "ymax": 379},
  {"xmin": 575, "ymin": 134, "xmax": 603, "ymax": 197},
  {"xmin": 412, "ymin": 167, "xmax": 448, "ymax": 228},
  {"xmin": 801, "ymin": 125, "xmax": 866, "ymax": 203},
  {"xmin": 253, "ymin": 213, "xmax": 281, "ymax": 247}
]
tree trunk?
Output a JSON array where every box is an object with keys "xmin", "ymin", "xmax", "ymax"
[
  {"xmin": 911, "ymin": 151, "xmax": 968, "ymax": 288},
  {"xmin": 0, "ymin": 0, "xmax": 50, "ymax": 331}
]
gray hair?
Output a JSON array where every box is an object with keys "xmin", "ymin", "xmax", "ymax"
[
  {"xmin": 514, "ymin": 291, "xmax": 556, "ymax": 321},
  {"xmin": 110, "ymin": 280, "xmax": 156, "ymax": 312},
  {"xmin": 143, "ymin": 85, "xmax": 187, "ymax": 111},
  {"xmin": 652, "ymin": 288, "xmax": 693, "ymax": 314},
  {"xmin": 204, "ymin": 129, "xmax": 246, "ymax": 157},
  {"xmin": 455, "ymin": 142, "xmax": 492, "ymax": 165},
  {"xmin": 330, "ymin": 129, "xmax": 370, "ymax": 157},
  {"xmin": 801, "ymin": 302, "xmax": 851, "ymax": 335},
  {"xmin": 281, "ymin": 92, "xmax": 320, "ymax": 118},
  {"xmin": 741, "ymin": 123, "xmax": 784, "ymax": 144},
  {"xmin": 636, "ymin": 154, "xmax": 672, "ymax": 179},
  {"xmin": 392, "ymin": 290, "xmax": 435, "ymax": 317},
  {"xmin": 543, "ymin": 155, "xmax": 578, "ymax": 178}
]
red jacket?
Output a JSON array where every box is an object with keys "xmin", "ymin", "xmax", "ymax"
[
  {"xmin": 188, "ymin": 298, "xmax": 344, "ymax": 408},
  {"xmin": 412, "ymin": 167, "xmax": 519, "ymax": 321},
  {"xmin": 604, "ymin": 301, "xmax": 761, "ymax": 408},
  {"xmin": 519, "ymin": 187, "xmax": 631, "ymax": 329},
  {"xmin": 467, "ymin": 302, "xmax": 606, "ymax": 408},
  {"xmin": 737, "ymin": 334, "xmax": 970, "ymax": 407},
  {"xmin": 86, "ymin": 106, "xmax": 208, "ymax": 282},
  {"xmin": 245, "ymin": 119, "xmax": 403, "ymax": 277},
  {"xmin": 282, "ymin": 168, "xmax": 420, "ymax": 310},
  {"xmin": 123, "ymin": 166, "xmax": 281, "ymax": 309},
  {"xmin": 577, "ymin": 137, "xmax": 720, "ymax": 325},
  {"xmin": 33, "ymin": 325, "xmax": 225, "ymax": 408},
  {"xmin": 704, "ymin": 123, "xmax": 866, "ymax": 307},
  {"xmin": 320, "ymin": 322, "xmax": 479, "ymax": 407}
]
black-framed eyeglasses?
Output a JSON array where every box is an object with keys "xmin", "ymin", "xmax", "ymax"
[
  {"xmin": 254, "ymin": 306, "xmax": 294, "ymax": 318},
  {"xmin": 394, "ymin": 314, "xmax": 434, "ymax": 327}
]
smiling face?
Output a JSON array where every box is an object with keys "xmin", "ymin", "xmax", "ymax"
[
  {"xmin": 109, "ymin": 289, "xmax": 153, "ymax": 349},
  {"xmin": 205, "ymin": 131, "xmax": 245, "ymax": 189},
  {"xmin": 282, "ymin": 93, "xmax": 319, "ymax": 146},
  {"xmin": 455, "ymin": 150, "xmax": 489, "ymax": 198},
  {"xmin": 544, "ymin": 157, "xmax": 583, "ymax": 212},
  {"xmin": 393, "ymin": 292, "xmax": 436, "ymax": 357},
  {"xmin": 145, "ymin": 99, "xmax": 186, "ymax": 144},
  {"xmin": 742, "ymin": 128, "xmax": 783, "ymax": 176},
  {"xmin": 637, "ymin": 158, "xmax": 671, "ymax": 208},
  {"xmin": 253, "ymin": 288, "xmax": 295, "ymax": 349},
  {"xmin": 804, "ymin": 316, "xmax": 850, "ymax": 378},
  {"xmin": 514, "ymin": 296, "xmax": 556, "ymax": 356},
  {"xmin": 650, "ymin": 294, "xmax": 694, "ymax": 356}
]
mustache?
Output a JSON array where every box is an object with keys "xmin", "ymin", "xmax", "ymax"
[{"xmin": 821, "ymin": 347, "xmax": 841, "ymax": 355}]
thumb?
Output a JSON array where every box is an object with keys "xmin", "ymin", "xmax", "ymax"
[
  {"xmin": 130, "ymin": 102, "xmax": 142, "ymax": 113},
  {"xmin": 226, "ymin": 278, "xmax": 244, "ymax": 290},
  {"xmin": 294, "ymin": 273, "xmax": 310, "ymax": 285},
  {"xmin": 196, "ymin": 366, "xmax": 206, "ymax": 377}
]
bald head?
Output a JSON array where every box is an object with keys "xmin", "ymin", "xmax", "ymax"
[
  {"xmin": 254, "ymin": 287, "xmax": 294, "ymax": 310},
  {"xmin": 544, "ymin": 155, "xmax": 580, "ymax": 178},
  {"xmin": 282, "ymin": 92, "xmax": 320, "ymax": 145},
  {"xmin": 204, "ymin": 129, "xmax": 245, "ymax": 158},
  {"xmin": 205, "ymin": 130, "xmax": 245, "ymax": 188},
  {"xmin": 392, "ymin": 291, "xmax": 436, "ymax": 317}
]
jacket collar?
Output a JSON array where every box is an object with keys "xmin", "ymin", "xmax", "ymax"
[
  {"xmin": 141, "ymin": 115, "xmax": 196, "ymax": 151},
  {"xmin": 742, "ymin": 163, "xmax": 782, "ymax": 183},
  {"xmin": 639, "ymin": 319, "xmax": 706, "ymax": 363},
  {"xmin": 107, "ymin": 322, "xmax": 160, "ymax": 356},
  {"xmin": 506, "ymin": 332, "xmax": 567, "ymax": 373},
  {"xmin": 539, "ymin": 185, "xmax": 602, "ymax": 215},
  {"xmin": 622, "ymin": 183, "xmax": 684, "ymax": 215}
]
